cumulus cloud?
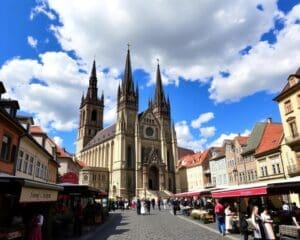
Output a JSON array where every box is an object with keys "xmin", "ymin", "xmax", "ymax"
[
  {"xmin": 53, "ymin": 136, "xmax": 63, "ymax": 146},
  {"xmin": 208, "ymin": 129, "xmax": 251, "ymax": 147},
  {"xmin": 27, "ymin": 36, "xmax": 38, "ymax": 48},
  {"xmin": 209, "ymin": 5, "xmax": 300, "ymax": 102},
  {"xmin": 36, "ymin": 0, "xmax": 279, "ymax": 86},
  {"xmin": 30, "ymin": 1, "xmax": 56, "ymax": 20},
  {"xmin": 191, "ymin": 112, "xmax": 214, "ymax": 129},
  {"xmin": 175, "ymin": 121, "xmax": 207, "ymax": 152},
  {"xmin": 0, "ymin": 52, "xmax": 121, "ymax": 132},
  {"xmin": 200, "ymin": 126, "xmax": 216, "ymax": 138}
]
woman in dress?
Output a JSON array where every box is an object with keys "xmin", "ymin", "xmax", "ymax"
[
  {"xmin": 251, "ymin": 206, "xmax": 265, "ymax": 240},
  {"xmin": 140, "ymin": 200, "xmax": 146, "ymax": 215},
  {"xmin": 225, "ymin": 204, "xmax": 234, "ymax": 234},
  {"xmin": 261, "ymin": 207, "xmax": 275, "ymax": 240}
]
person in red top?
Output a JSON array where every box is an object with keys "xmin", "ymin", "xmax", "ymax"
[{"xmin": 214, "ymin": 199, "xmax": 225, "ymax": 235}]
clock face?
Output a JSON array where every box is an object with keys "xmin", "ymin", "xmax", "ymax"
[{"xmin": 145, "ymin": 126, "xmax": 154, "ymax": 137}]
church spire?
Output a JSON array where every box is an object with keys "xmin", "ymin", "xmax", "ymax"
[
  {"xmin": 152, "ymin": 60, "xmax": 170, "ymax": 118},
  {"xmin": 122, "ymin": 47, "xmax": 135, "ymax": 95},
  {"xmin": 154, "ymin": 61, "xmax": 165, "ymax": 107},
  {"xmin": 117, "ymin": 46, "xmax": 138, "ymax": 112},
  {"xmin": 86, "ymin": 60, "xmax": 98, "ymax": 100}
]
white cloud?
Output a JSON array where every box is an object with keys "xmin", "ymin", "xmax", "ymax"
[
  {"xmin": 200, "ymin": 126, "xmax": 216, "ymax": 138},
  {"xmin": 30, "ymin": 1, "xmax": 56, "ymax": 20},
  {"xmin": 209, "ymin": 5, "xmax": 300, "ymax": 102},
  {"xmin": 191, "ymin": 112, "xmax": 214, "ymax": 129},
  {"xmin": 34, "ymin": 0, "xmax": 278, "ymax": 87},
  {"xmin": 0, "ymin": 52, "xmax": 121, "ymax": 132},
  {"xmin": 53, "ymin": 136, "xmax": 63, "ymax": 146},
  {"xmin": 27, "ymin": 36, "xmax": 38, "ymax": 49},
  {"xmin": 208, "ymin": 129, "xmax": 251, "ymax": 147}
]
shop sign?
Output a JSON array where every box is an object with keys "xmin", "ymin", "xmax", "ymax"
[{"xmin": 19, "ymin": 187, "xmax": 58, "ymax": 202}]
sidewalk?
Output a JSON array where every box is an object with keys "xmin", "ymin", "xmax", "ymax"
[{"xmin": 175, "ymin": 212, "xmax": 242, "ymax": 240}]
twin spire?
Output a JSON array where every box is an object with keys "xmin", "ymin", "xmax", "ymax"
[{"xmin": 83, "ymin": 47, "xmax": 169, "ymax": 117}]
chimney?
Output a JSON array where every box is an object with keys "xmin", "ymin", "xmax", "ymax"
[{"xmin": 267, "ymin": 117, "xmax": 272, "ymax": 124}]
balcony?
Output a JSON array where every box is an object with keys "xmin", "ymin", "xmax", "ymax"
[
  {"xmin": 285, "ymin": 133, "xmax": 300, "ymax": 151},
  {"xmin": 287, "ymin": 164, "xmax": 300, "ymax": 176}
]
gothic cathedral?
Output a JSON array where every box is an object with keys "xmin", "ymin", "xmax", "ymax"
[{"xmin": 76, "ymin": 49, "xmax": 178, "ymax": 199}]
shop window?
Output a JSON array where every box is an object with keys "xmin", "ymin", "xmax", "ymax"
[
  {"xmin": 0, "ymin": 134, "xmax": 11, "ymax": 161},
  {"xmin": 17, "ymin": 150, "xmax": 24, "ymax": 171},
  {"xmin": 23, "ymin": 154, "xmax": 29, "ymax": 173},
  {"xmin": 284, "ymin": 100, "xmax": 293, "ymax": 114},
  {"xmin": 28, "ymin": 157, "xmax": 34, "ymax": 175}
]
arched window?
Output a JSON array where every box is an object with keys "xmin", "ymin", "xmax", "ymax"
[
  {"xmin": 127, "ymin": 146, "xmax": 132, "ymax": 168},
  {"xmin": 91, "ymin": 110, "xmax": 97, "ymax": 121},
  {"xmin": 82, "ymin": 110, "xmax": 85, "ymax": 126}
]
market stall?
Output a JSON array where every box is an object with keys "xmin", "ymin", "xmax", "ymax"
[{"xmin": 0, "ymin": 175, "xmax": 63, "ymax": 240}]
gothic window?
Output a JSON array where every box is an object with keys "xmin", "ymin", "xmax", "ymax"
[
  {"xmin": 91, "ymin": 110, "xmax": 97, "ymax": 121},
  {"xmin": 127, "ymin": 145, "xmax": 132, "ymax": 168},
  {"xmin": 82, "ymin": 111, "xmax": 85, "ymax": 125}
]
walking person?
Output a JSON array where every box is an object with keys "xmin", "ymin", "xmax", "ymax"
[
  {"xmin": 173, "ymin": 199, "xmax": 179, "ymax": 215},
  {"xmin": 214, "ymin": 199, "xmax": 225, "ymax": 236},
  {"xmin": 157, "ymin": 198, "xmax": 161, "ymax": 211},
  {"xmin": 136, "ymin": 199, "xmax": 141, "ymax": 215},
  {"xmin": 240, "ymin": 213, "xmax": 250, "ymax": 240},
  {"xmin": 146, "ymin": 199, "xmax": 151, "ymax": 215},
  {"xmin": 251, "ymin": 206, "xmax": 265, "ymax": 240},
  {"xmin": 140, "ymin": 200, "xmax": 146, "ymax": 215},
  {"xmin": 28, "ymin": 211, "xmax": 44, "ymax": 240},
  {"xmin": 225, "ymin": 204, "xmax": 234, "ymax": 234},
  {"xmin": 261, "ymin": 207, "xmax": 275, "ymax": 240},
  {"xmin": 151, "ymin": 198, "xmax": 155, "ymax": 209}
]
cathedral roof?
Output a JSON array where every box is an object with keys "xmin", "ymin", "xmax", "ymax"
[{"xmin": 83, "ymin": 124, "xmax": 116, "ymax": 150}]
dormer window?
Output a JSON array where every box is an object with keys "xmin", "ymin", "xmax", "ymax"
[{"xmin": 289, "ymin": 76, "xmax": 299, "ymax": 87}]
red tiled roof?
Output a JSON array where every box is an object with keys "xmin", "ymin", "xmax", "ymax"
[
  {"xmin": 179, "ymin": 150, "xmax": 210, "ymax": 168},
  {"xmin": 235, "ymin": 136, "xmax": 249, "ymax": 146},
  {"xmin": 255, "ymin": 123, "xmax": 283, "ymax": 155},
  {"xmin": 30, "ymin": 125, "xmax": 44, "ymax": 134}
]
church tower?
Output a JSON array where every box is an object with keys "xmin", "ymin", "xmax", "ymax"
[
  {"xmin": 112, "ymin": 48, "xmax": 139, "ymax": 198},
  {"xmin": 76, "ymin": 61, "xmax": 104, "ymax": 156}
]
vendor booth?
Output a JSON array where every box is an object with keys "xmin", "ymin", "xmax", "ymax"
[{"xmin": 0, "ymin": 175, "xmax": 63, "ymax": 240}]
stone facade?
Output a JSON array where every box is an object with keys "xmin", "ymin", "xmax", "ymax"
[{"xmin": 76, "ymin": 50, "xmax": 177, "ymax": 199}]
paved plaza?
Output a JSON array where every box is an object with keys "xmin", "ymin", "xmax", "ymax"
[{"xmin": 83, "ymin": 208, "xmax": 240, "ymax": 240}]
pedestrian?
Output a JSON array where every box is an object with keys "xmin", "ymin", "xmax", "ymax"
[
  {"xmin": 141, "ymin": 200, "xmax": 146, "ymax": 215},
  {"xmin": 136, "ymin": 199, "xmax": 141, "ymax": 215},
  {"xmin": 28, "ymin": 211, "xmax": 44, "ymax": 240},
  {"xmin": 251, "ymin": 205, "xmax": 265, "ymax": 240},
  {"xmin": 225, "ymin": 204, "xmax": 234, "ymax": 234},
  {"xmin": 146, "ymin": 199, "xmax": 151, "ymax": 215},
  {"xmin": 261, "ymin": 207, "xmax": 275, "ymax": 240},
  {"xmin": 240, "ymin": 213, "xmax": 250, "ymax": 240},
  {"xmin": 157, "ymin": 198, "xmax": 161, "ymax": 211},
  {"xmin": 151, "ymin": 198, "xmax": 155, "ymax": 209},
  {"xmin": 214, "ymin": 199, "xmax": 225, "ymax": 236},
  {"xmin": 173, "ymin": 198, "xmax": 179, "ymax": 215}
]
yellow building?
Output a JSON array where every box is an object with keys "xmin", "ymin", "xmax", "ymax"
[{"xmin": 274, "ymin": 68, "xmax": 300, "ymax": 177}]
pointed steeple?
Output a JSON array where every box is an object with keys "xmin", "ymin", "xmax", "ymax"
[
  {"xmin": 122, "ymin": 48, "xmax": 134, "ymax": 95},
  {"xmin": 87, "ymin": 60, "xmax": 98, "ymax": 100},
  {"xmin": 154, "ymin": 62, "xmax": 165, "ymax": 107},
  {"xmin": 117, "ymin": 46, "xmax": 138, "ymax": 112},
  {"xmin": 152, "ymin": 61, "xmax": 170, "ymax": 118}
]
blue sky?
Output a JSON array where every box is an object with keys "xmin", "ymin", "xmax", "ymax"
[{"xmin": 1, "ymin": 0, "xmax": 300, "ymax": 153}]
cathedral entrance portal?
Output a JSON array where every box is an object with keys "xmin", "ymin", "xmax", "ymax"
[{"xmin": 148, "ymin": 166, "xmax": 159, "ymax": 190}]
